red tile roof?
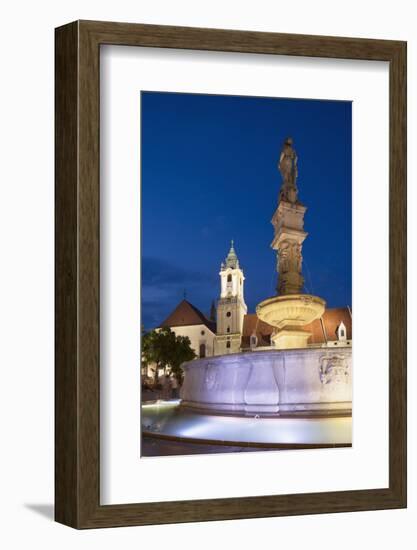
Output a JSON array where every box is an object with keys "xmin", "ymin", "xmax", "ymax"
[
  {"xmin": 319, "ymin": 307, "xmax": 352, "ymax": 341},
  {"xmin": 159, "ymin": 299, "xmax": 351, "ymax": 347},
  {"xmin": 159, "ymin": 300, "xmax": 216, "ymax": 332},
  {"xmin": 241, "ymin": 306, "xmax": 352, "ymax": 348}
]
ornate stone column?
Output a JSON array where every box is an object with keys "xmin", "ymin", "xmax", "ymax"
[{"xmin": 256, "ymin": 137, "xmax": 326, "ymax": 349}]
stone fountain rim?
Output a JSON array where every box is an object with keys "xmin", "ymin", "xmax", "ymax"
[{"xmin": 181, "ymin": 346, "xmax": 350, "ymax": 369}]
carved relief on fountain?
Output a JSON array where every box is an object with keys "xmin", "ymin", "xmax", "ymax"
[
  {"xmin": 205, "ymin": 363, "xmax": 219, "ymax": 391},
  {"xmin": 319, "ymin": 354, "xmax": 350, "ymax": 385}
]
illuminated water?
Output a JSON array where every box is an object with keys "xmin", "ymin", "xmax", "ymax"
[{"xmin": 142, "ymin": 400, "xmax": 352, "ymax": 446}]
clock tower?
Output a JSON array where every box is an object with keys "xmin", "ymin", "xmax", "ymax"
[{"xmin": 215, "ymin": 241, "xmax": 247, "ymax": 354}]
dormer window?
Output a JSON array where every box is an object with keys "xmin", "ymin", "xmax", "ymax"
[{"xmin": 337, "ymin": 321, "xmax": 347, "ymax": 342}]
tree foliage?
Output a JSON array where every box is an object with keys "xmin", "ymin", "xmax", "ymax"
[{"xmin": 141, "ymin": 327, "xmax": 196, "ymax": 384}]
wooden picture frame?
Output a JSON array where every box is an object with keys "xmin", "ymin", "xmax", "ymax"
[{"xmin": 55, "ymin": 20, "xmax": 407, "ymax": 528}]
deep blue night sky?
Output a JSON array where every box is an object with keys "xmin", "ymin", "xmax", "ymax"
[{"xmin": 141, "ymin": 91, "xmax": 352, "ymax": 330}]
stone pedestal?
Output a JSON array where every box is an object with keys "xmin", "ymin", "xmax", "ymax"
[{"xmin": 271, "ymin": 328, "xmax": 311, "ymax": 349}]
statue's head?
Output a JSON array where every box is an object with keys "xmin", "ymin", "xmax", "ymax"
[{"xmin": 284, "ymin": 137, "xmax": 293, "ymax": 146}]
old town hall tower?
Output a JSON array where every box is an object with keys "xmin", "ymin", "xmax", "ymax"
[{"xmin": 215, "ymin": 241, "xmax": 247, "ymax": 354}]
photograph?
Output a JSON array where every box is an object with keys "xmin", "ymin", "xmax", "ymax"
[{"xmin": 140, "ymin": 90, "xmax": 352, "ymax": 457}]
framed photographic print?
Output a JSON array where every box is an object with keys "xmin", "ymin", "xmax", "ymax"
[{"xmin": 55, "ymin": 20, "xmax": 406, "ymax": 528}]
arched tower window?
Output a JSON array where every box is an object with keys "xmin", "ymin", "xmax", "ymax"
[{"xmin": 227, "ymin": 274, "xmax": 232, "ymax": 282}]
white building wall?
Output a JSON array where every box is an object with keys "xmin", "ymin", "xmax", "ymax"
[{"xmin": 170, "ymin": 324, "xmax": 216, "ymax": 358}]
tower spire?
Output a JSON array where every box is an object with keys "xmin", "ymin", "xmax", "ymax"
[{"xmin": 224, "ymin": 239, "xmax": 239, "ymax": 269}]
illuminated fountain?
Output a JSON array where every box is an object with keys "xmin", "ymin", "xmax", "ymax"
[{"xmin": 143, "ymin": 138, "xmax": 352, "ymax": 448}]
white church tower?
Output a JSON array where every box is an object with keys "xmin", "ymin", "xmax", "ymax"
[{"xmin": 215, "ymin": 241, "xmax": 247, "ymax": 354}]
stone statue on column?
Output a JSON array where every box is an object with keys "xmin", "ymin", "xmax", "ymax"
[
  {"xmin": 278, "ymin": 137, "xmax": 299, "ymax": 204},
  {"xmin": 272, "ymin": 137, "xmax": 306, "ymax": 295}
]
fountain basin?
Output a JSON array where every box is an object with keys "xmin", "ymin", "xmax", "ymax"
[
  {"xmin": 256, "ymin": 294, "xmax": 326, "ymax": 349},
  {"xmin": 180, "ymin": 348, "xmax": 351, "ymax": 417},
  {"xmin": 256, "ymin": 294, "xmax": 326, "ymax": 329}
]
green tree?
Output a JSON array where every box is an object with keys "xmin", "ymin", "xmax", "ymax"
[{"xmin": 141, "ymin": 327, "xmax": 196, "ymax": 385}]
